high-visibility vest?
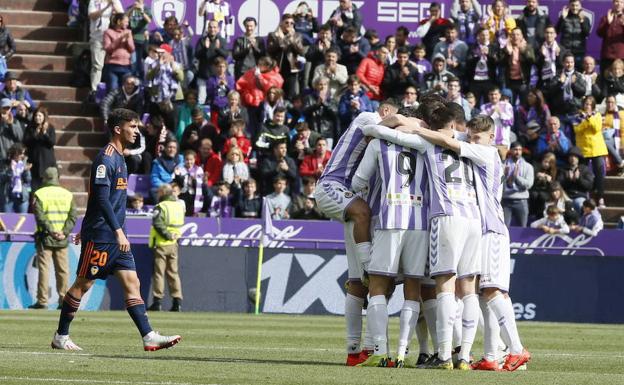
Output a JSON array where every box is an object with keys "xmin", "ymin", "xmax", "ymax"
[
  {"xmin": 34, "ymin": 185, "xmax": 73, "ymax": 233},
  {"xmin": 149, "ymin": 200, "xmax": 185, "ymax": 248}
]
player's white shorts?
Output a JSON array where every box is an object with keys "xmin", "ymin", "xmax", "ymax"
[
  {"xmin": 314, "ymin": 180, "xmax": 358, "ymax": 222},
  {"xmin": 369, "ymin": 229, "xmax": 429, "ymax": 278},
  {"xmin": 428, "ymin": 215, "xmax": 481, "ymax": 278},
  {"xmin": 479, "ymin": 230, "xmax": 511, "ymax": 292}
]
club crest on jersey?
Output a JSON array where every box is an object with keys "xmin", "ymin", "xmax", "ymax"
[
  {"xmin": 95, "ymin": 165, "xmax": 106, "ymax": 179},
  {"xmin": 90, "ymin": 266, "xmax": 99, "ymax": 276},
  {"xmin": 344, "ymin": 191, "xmax": 354, "ymax": 198}
]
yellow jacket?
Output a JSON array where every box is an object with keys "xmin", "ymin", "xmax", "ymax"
[
  {"xmin": 484, "ymin": 15, "xmax": 516, "ymax": 43},
  {"xmin": 602, "ymin": 110, "xmax": 624, "ymax": 141},
  {"xmin": 573, "ymin": 112, "xmax": 608, "ymax": 158}
]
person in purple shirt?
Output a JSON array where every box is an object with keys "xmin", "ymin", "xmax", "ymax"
[
  {"xmin": 208, "ymin": 181, "xmax": 234, "ymax": 217},
  {"xmin": 205, "ymin": 56, "xmax": 235, "ymax": 112},
  {"xmin": 570, "ymin": 198, "xmax": 603, "ymax": 236}
]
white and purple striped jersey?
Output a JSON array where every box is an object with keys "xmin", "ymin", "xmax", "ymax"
[
  {"xmin": 459, "ymin": 142, "xmax": 507, "ymax": 235},
  {"xmin": 319, "ymin": 112, "xmax": 381, "ymax": 188},
  {"xmin": 352, "ymin": 139, "xmax": 429, "ymax": 230},
  {"xmin": 361, "ymin": 124, "xmax": 480, "ymax": 221}
]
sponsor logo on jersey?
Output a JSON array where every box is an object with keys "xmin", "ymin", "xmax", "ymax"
[
  {"xmin": 344, "ymin": 191, "xmax": 354, "ymax": 198},
  {"xmin": 116, "ymin": 178, "xmax": 128, "ymax": 190},
  {"xmin": 96, "ymin": 165, "xmax": 106, "ymax": 179}
]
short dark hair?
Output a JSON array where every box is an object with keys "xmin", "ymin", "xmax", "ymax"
[
  {"xmin": 396, "ymin": 26, "xmax": 409, "ymax": 36},
  {"xmin": 510, "ymin": 141, "xmax": 523, "ymax": 149},
  {"xmin": 344, "ymin": 26, "xmax": 357, "ymax": 35},
  {"xmin": 379, "ymin": 98, "xmax": 400, "ymax": 110},
  {"xmin": 191, "ymin": 107, "xmax": 204, "ymax": 118},
  {"xmin": 428, "ymin": 106, "xmax": 454, "ymax": 131},
  {"xmin": 446, "ymin": 102, "xmax": 466, "ymax": 125},
  {"xmin": 347, "ymin": 74, "xmax": 360, "ymax": 85},
  {"xmin": 273, "ymin": 175, "xmax": 288, "ymax": 184},
  {"xmin": 243, "ymin": 178, "xmax": 257, "ymax": 188},
  {"xmin": 397, "ymin": 106, "xmax": 419, "ymax": 118},
  {"xmin": 466, "ymin": 115, "xmax": 495, "ymax": 134},
  {"xmin": 107, "ymin": 108, "xmax": 139, "ymax": 132},
  {"xmin": 415, "ymin": 93, "xmax": 446, "ymax": 122},
  {"xmin": 582, "ymin": 198, "xmax": 596, "ymax": 210},
  {"xmin": 396, "ymin": 46, "xmax": 410, "ymax": 56},
  {"xmin": 243, "ymin": 17, "xmax": 257, "ymax": 25},
  {"xmin": 282, "ymin": 13, "xmax": 294, "ymax": 21},
  {"xmin": 183, "ymin": 149, "xmax": 197, "ymax": 158},
  {"xmin": 274, "ymin": 106, "xmax": 287, "ymax": 115},
  {"xmin": 430, "ymin": 2, "xmax": 441, "ymax": 10},
  {"xmin": 302, "ymin": 176, "xmax": 316, "ymax": 186}
]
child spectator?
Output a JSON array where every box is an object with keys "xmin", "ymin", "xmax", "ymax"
[
  {"xmin": 127, "ymin": 194, "xmax": 150, "ymax": 216},
  {"xmin": 221, "ymin": 119, "xmax": 251, "ymax": 161},
  {"xmin": 233, "ymin": 178, "xmax": 262, "ymax": 218},
  {"xmin": 264, "ymin": 176, "xmax": 291, "ymax": 219},
  {"xmin": 222, "ymin": 147, "xmax": 249, "ymax": 185},
  {"xmin": 208, "ymin": 181, "xmax": 234, "ymax": 218},
  {"xmin": 290, "ymin": 176, "xmax": 325, "ymax": 220},
  {"xmin": 206, "ymin": 57, "xmax": 235, "ymax": 113},
  {"xmin": 570, "ymin": 199, "xmax": 604, "ymax": 236},
  {"xmin": 260, "ymin": 141, "xmax": 298, "ymax": 194},
  {"xmin": 338, "ymin": 75, "xmax": 373, "ymax": 132},
  {"xmin": 289, "ymin": 121, "xmax": 321, "ymax": 163},
  {"xmin": 2, "ymin": 143, "xmax": 31, "ymax": 213},
  {"xmin": 254, "ymin": 107, "xmax": 290, "ymax": 157},
  {"xmin": 174, "ymin": 150, "xmax": 205, "ymax": 217},
  {"xmin": 299, "ymin": 137, "xmax": 331, "ymax": 179},
  {"xmin": 545, "ymin": 181, "xmax": 577, "ymax": 224},
  {"xmin": 195, "ymin": 20, "xmax": 229, "ymax": 105},
  {"xmin": 410, "ymin": 44, "xmax": 431, "ymax": 86},
  {"xmin": 530, "ymin": 205, "xmax": 570, "ymax": 235}
]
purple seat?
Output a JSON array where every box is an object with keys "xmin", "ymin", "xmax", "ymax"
[{"xmin": 127, "ymin": 174, "xmax": 150, "ymax": 198}]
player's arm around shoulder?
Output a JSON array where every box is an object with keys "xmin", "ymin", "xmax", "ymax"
[
  {"xmin": 361, "ymin": 124, "xmax": 428, "ymax": 152},
  {"xmin": 352, "ymin": 139, "xmax": 380, "ymax": 193},
  {"xmin": 410, "ymin": 125, "xmax": 461, "ymax": 153}
]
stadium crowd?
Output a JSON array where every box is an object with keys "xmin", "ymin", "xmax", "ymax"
[{"xmin": 0, "ymin": 0, "xmax": 623, "ymax": 227}]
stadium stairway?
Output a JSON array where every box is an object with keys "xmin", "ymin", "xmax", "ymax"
[
  {"xmin": 4, "ymin": 0, "xmax": 107, "ymax": 212},
  {"xmin": 602, "ymin": 177, "xmax": 624, "ymax": 228}
]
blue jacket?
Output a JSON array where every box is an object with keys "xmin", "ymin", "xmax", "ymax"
[
  {"xmin": 338, "ymin": 89, "xmax": 373, "ymax": 131},
  {"xmin": 150, "ymin": 154, "xmax": 183, "ymax": 190}
]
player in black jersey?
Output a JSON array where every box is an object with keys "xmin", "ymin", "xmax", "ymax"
[{"xmin": 51, "ymin": 109, "xmax": 181, "ymax": 351}]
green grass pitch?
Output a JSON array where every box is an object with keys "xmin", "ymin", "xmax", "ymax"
[{"xmin": 0, "ymin": 310, "xmax": 623, "ymax": 385}]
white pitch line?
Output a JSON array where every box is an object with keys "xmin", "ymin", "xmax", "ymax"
[{"xmin": 0, "ymin": 377, "xmax": 218, "ymax": 385}]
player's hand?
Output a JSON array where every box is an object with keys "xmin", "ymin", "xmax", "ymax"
[
  {"xmin": 72, "ymin": 233, "xmax": 81, "ymax": 245},
  {"xmin": 116, "ymin": 229, "xmax": 131, "ymax": 253}
]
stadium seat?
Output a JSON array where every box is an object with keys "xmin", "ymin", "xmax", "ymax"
[{"xmin": 127, "ymin": 174, "xmax": 150, "ymax": 198}]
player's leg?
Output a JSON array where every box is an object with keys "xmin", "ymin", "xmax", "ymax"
[
  {"xmin": 420, "ymin": 283, "xmax": 438, "ymax": 364},
  {"xmin": 51, "ymin": 277, "xmax": 95, "ymax": 350},
  {"xmin": 344, "ymin": 198, "xmax": 372, "ymax": 269},
  {"xmin": 431, "ymin": 274, "xmax": 457, "ymax": 369},
  {"xmin": 358, "ymin": 274, "xmax": 393, "ymax": 367},
  {"xmin": 472, "ymin": 293, "xmax": 501, "ymax": 370},
  {"xmin": 455, "ymin": 276, "xmax": 479, "ymax": 369},
  {"xmin": 396, "ymin": 277, "xmax": 421, "ymax": 367}
]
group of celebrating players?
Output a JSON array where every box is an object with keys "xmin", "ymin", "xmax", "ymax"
[{"xmin": 314, "ymin": 94, "xmax": 531, "ymax": 371}]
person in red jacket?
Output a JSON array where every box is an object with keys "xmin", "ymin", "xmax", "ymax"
[
  {"xmin": 597, "ymin": 0, "xmax": 624, "ymax": 71},
  {"xmin": 299, "ymin": 137, "xmax": 331, "ymax": 178},
  {"xmin": 196, "ymin": 137, "xmax": 222, "ymax": 187},
  {"xmin": 221, "ymin": 119, "xmax": 251, "ymax": 162},
  {"xmin": 356, "ymin": 48, "xmax": 388, "ymax": 103}
]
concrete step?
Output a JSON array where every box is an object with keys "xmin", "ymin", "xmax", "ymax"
[
  {"xmin": 604, "ymin": 177, "xmax": 624, "ymax": 190},
  {"xmin": 8, "ymin": 54, "xmax": 72, "ymax": 71},
  {"xmin": 59, "ymin": 176, "xmax": 89, "ymax": 192},
  {"xmin": 2, "ymin": 10, "xmax": 68, "ymax": 27},
  {"xmin": 56, "ymin": 130, "xmax": 108, "ymax": 147},
  {"xmin": 11, "ymin": 69, "xmax": 72, "ymax": 87},
  {"xmin": 3, "ymin": 0, "xmax": 67, "ymax": 11},
  {"xmin": 58, "ymin": 161, "xmax": 92, "ymax": 178},
  {"xmin": 37, "ymin": 100, "xmax": 96, "ymax": 116},
  {"xmin": 10, "ymin": 25, "xmax": 81, "ymax": 41},
  {"xmin": 597, "ymin": 206, "xmax": 624, "ymax": 223},
  {"xmin": 603, "ymin": 191, "xmax": 624, "ymax": 207},
  {"xmin": 49, "ymin": 115, "xmax": 104, "ymax": 132},
  {"xmin": 26, "ymin": 85, "xmax": 89, "ymax": 102},
  {"xmin": 15, "ymin": 39, "xmax": 74, "ymax": 55},
  {"xmin": 55, "ymin": 146, "xmax": 100, "ymax": 162}
]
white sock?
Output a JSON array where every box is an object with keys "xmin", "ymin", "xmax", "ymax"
[
  {"xmin": 479, "ymin": 296, "xmax": 500, "ymax": 361},
  {"xmin": 345, "ymin": 294, "xmax": 364, "ymax": 354},
  {"xmin": 363, "ymin": 315, "xmax": 374, "ymax": 351},
  {"xmin": 354, "ymin": 242, "xmax": 371, "ymax": 270},
  {"xmin": 422, "ymin": 299, "xmax": 438, "ymax": 353},
  {"xmin": 488, "ymin": 295, "xmax": 523, "ymax": 354},
  {"xmin": 397, "ymin": 300, "xmax": 420, "ymax": 359},
  {"xmin": 452, "ymin": 297, "xmax": 463, "ymax": 349},
  {"xmin": 416, "ymin": 317, "xmax": 430, "ymax": 355},
  {"xmin": 367, "ymin": 295, "xmax": 388, "ymax": 356},
  {"xmin": 459, "ymin": 294, "xmax": 479, "ymax": 361},
  {"xmin": 436, "ymin": 292, "xmax": 456, "ymax": 361}
]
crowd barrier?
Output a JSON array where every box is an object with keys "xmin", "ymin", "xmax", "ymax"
[{"xmin": 1, "ymin": 214, "xmax": 622, "ymax": 323}]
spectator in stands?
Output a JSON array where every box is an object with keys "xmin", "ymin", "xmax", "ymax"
[
  {"xmin": 499, "ymin": 28, "xmax": 535, "ymax": 106},
  {"xmin": 530, "ymin": 205, "xmax": 570, "ymax": 234},
  {"xmin": 232, "ymin": 17, "xmax": 266, "ymax": 79},
  {"xmin": 410, "ymin": 44, "xmax": 432, "ymax": 88},
  {"xmin": 221, "ymin": 119, "xmax": 251, "ymax": 161},
  {"xmin": 233, "ymin": 178, "xmax": 261, "ymax": 218},
  {"xmin": 101, "ymin": 74, "xmax": 145, "ymax": 123},
  {"xmin": 312, "ymin": 48, "xmax": 348, "ymax": 100},
  {"xmin": 530, "ymin": 151, "xmax": 558, "ymax": 216},
  {"xmin": 88, "ymin": 0, "xmax": 123, "ymax": 94},
  {"xmin": 293, "ymin": 2, "xmax": 319, "ymax": 47},
  {"xmin": 103, "ymin": 13, "xmax": 135, "ymax": 91},
  {"xmin": 0, "ymin": 98, "xmax": 23, "ymax": 161},
  {"xmin": 261, "ymin": 87, "xmax": 288, "ymax": 124},
  {"xmin": 205, "ymin": 56, "xmax": 235, "ymax": 114},
  {"xmin": 173, "ymin": 149, "xmax": 205, "ymax": 217},
  {"xmin": 395, "ymin": 26, "xmax": 410, "ymax": 50},
  {"xmin": 199, "ymin": 0, "xmax": 233, "ymax": 42},
  {"xmin": 402, "ymin": 86, "xmax": 419, "ymax": 108},
  {"xmin": 558, "ymin": 146, "xmax": 594, "ymax": 213},
  {"xmin": 290, "ymin": 176, "xmax": 325, "ymax": 220},
  {"xmin": 144, "ymin": 114, "xmax": 169, "ymax": 163},
  {"xmin": 385, "ymin": 35, "xmax": 397, "ymax": 65},
  {"xmin": 181, "ymin": 108, "xmax": 219, "ymax": 152},
  {"xmin": 208, "ymin": 181, "xmax": 234, "ymax": 217},
  {"xmin": 254, "ymin": 106, "xmax": 289, "ymax": 157},
  {"xmin": 260, "ymin": 141, "xmax": 297, "ymax": 194},
  {"xmin": 337, "ymin": 27, "xmax": 370, "ymax": 75},
  {"xmin": 552, "ymin": 53, "xmax": 585, "ymax": 119},
  {"xmin": 145, "ymin": 45, "xmax": 182, "ymax": 130},
  {"xmin": 446, "ymin": 77, "xmax": 472, "ymax": 121},
  {"xmin": 481, "ymin": 87, "xmax": 514, "ymax": 157},
  {"xmin": 306, "ymin": 25, "xmax": 337, "ymax": 85},
  {"xmin": 195, "ymin": 20, "xmax": 229, "ymax": 105},
  {"xmin": 483, "ymin": 0, "xmax": 516, "ymax": 48},
  {"xmin": 170, "ymin": 26, "xmax": 194, "ymax": 89},
  {"xmin": 602, "ymin": 59, "xmax": 624, "ymax": 108},
  {"xmin": 150, "ymin": 138, "xmax": 183, "ymax": 203},
  {"xmin": 356, "ymin": 47, "xmax": 388, "ymax": 104},
  {"xmin": 328, "ymin": 0, "xmax": 363, "ymax": 38},
  {"xmin": 23, "ymin": 107, "xmax": 57, "ymax": 192},
  {"xmin": 303, "ymin": 77, "xmax": 339, "ymax": 147},
  {"xmin": 416, "ymin": 2, "xmax": 453, "ymax": 58},
  {"xmin": 289, "ymin": 121, "xmax": 321, "ymax": 163},
  {"xmin": 123, "ymin": 122, "xmax": 150, "ymax": 175},
  {"xmin": 265, "ymin": 176, "xmax": 291, "ymax": 219},
  {"xmin": 573, "ymin": 95, "xmax": 608, "ymax": 207},
  {"xmin": 339, "ymin": 75, "xmax": 373, "ymax": 131},
  {"xmin": 2, "ymin": 143, "xmax": 31, "ymax": 213},
  {"xmin": 603, "ymin": 95, "xmax": 624, "ymax": 174},
  {"xmin": 597, "ymin": 0, "xmax": 624, "ymax": 71},
  {"xmin": 150, "ymin": 15, "xmax": 177, "ymax": 45},
  {"xmin": 222, "ymin": 147, "xmax": 249, "ymax": 185},
  {"xmin": 516, "ymin": 88, "xmax": 551, "ymax": 150},
  {"xmin": 0, "ymin": 14, "xmax": 16, "ymax": 81},
  {"xmin": 299, "ymin": 137, "xmax": 331, "ymax": 179},
  {"xmin": 432, "ymin": 25, "xmax": 469, "ymax": 78},
  {"xmin": 364, "ymin": 29, "xmax": 382, "ymax": 51},
  {"xmin": 175, "ymin": 89, "xmax": 199, "ymax": 141},
  {"xmin": 451, "ymin": 0, "xmax": 482, "ymax": 46},
  {"xmin": 126, "ymin": 0, "xmax": 151, "ymax": 79},
  {"xmin": 580, "ymin": 56, "xmax": 603, "ymax": 102},
  {"xmin": 1, "ymin": 72, "xmax": 36, "ymax": 113},
  {"xmin": 556, "ymin": 0, "xmax": 590, "ymax": 68},
  {"xmin": 196, "ymin": 137, "xmax": 222, "ymax": 187},
  {"xmin": 382, "ymin": 47, "xmax": 420, "ymax": 99},
  {"xmin": 425, "ymin": 55, "xmax": 453, "ymax": 95},
  {"xmin": 535, "ymin": 116, "xmax": 571, "ymax": 159},
  {"xmin": 545, "ymin": 181, "xmax": 577, "ymax": 224},
  {"xmin": 570, "ymin": 198, "xmax": 604, "ymax": 236},
  {"xmin": 127, "ymin": 194, "xmax": 150, "ymax": 215},
  {"xmin": 502, "ymin": 141, "xmax": 534, "ymax": 227},
  {"xmin": 267, "ymin": 14, "xmax": 305, "ymax": 100},
  {"xmin": 536, "ymin": 26, "xmax": 561, "ymax": 92},
  {"xmin": 218, "ymin": 91, "xmax": 250, "ymax": 135},
  {"xmin": 14, "ymin": 103, "xmax": 30, "ymax": 127},
  {"xmin": 515, "ymin": 0, "xmax": 551, "ymax": 51}
]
